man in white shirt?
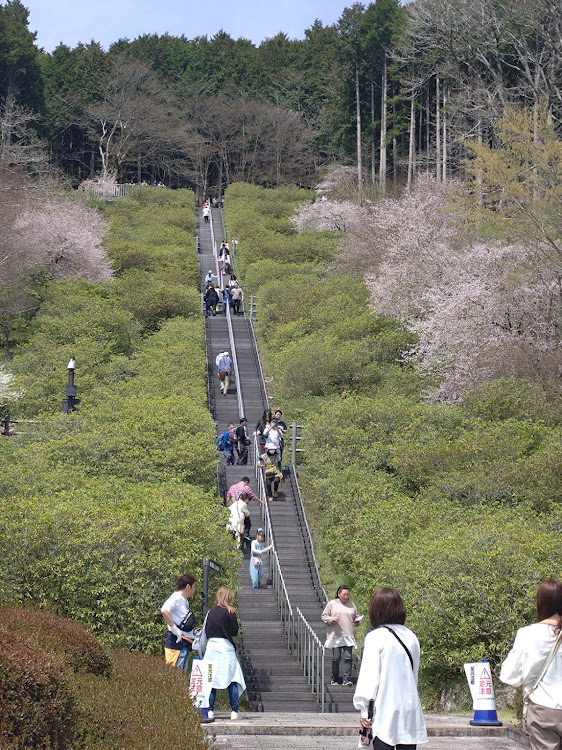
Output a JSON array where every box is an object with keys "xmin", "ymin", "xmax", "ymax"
[
  {"xmin": 161, "ymin": 572, "xmax": 197, "ymax": 672},
  {"xmin": 217, "ymin": 351, "xmax": 232, "ymax": 395}
]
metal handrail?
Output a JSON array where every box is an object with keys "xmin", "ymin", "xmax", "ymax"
[
  {"xmin": 226, "ymin": 302, "xmax": 244, "ymax": 419},
  {"xmin": 248, "ymin": 316, "xmax": 270, "ymax": 411},
  {"xmin": 292, "ymin": 469, "xmax": 329, "ymax": 607},
  {"xmin": 290, "ymin": 421, "xmax": 306, "ymax": 465},
  {"xmin": 209, "ymin": 210, "xmax": 222, "ymax": 288},
  {"xmin": 207, "ymin": 209, "xmax": 244, "ymax": 418},
  {"xmin": 297, "ymin": 607, "xmax": 325, "ymax": 712},
  {"xmin": 253, "ymin": 434, "xmax": 326, "ymax": 710}
]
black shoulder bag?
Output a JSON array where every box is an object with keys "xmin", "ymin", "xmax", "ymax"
[
  {"xmin": 177, "ymin": 610, "xmax": 196, "ymax": 633},
  {"xmin": 383, "ymin": 626, "xmax": 414, "ymax": 671}
]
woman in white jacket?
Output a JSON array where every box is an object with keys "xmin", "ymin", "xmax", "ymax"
[
  {"xmin": 500, "ymin": 579, "xmax": 562, "ymax": 750},
  {"xmin": 353, "ymin": 587, "xmax": 428, "ymax": 750}
]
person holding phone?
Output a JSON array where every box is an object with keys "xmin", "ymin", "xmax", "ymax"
[
  {"xmin": 354, "ymin": 587, "xmax": 427, "ymax": 750},
  {"xmin": 322, "ymin": 584, "xmax": 361, "ymax": 686}
]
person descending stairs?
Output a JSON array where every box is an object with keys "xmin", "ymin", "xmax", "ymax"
[{"xmin": 198, "ymin": 205, "xmax": 354, "ymax": 713}]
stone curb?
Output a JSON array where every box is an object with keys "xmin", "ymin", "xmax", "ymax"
[
  {"xmin": 206, "ymin": 725, "xmax": 510, "ymax": 738},
  {"xmin": 201, "ymin": 714, "xmax": 529, "ymax": 745}
]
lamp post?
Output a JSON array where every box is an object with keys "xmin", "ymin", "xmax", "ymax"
[
  {"xmin": 62, "ymin": 356, "xmax": 79, "ymax": 413},
  {"xmin": 202, "ymin": 557, "xmax": 221, "ymax": 618}
]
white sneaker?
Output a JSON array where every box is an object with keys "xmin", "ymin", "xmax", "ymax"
[
  {"xmin": 230, "ymin": 711, "xmax": 240, "ymax": 720},
  {"xmin": 207, "ymin": 711, "xmax": 214, "ymax": 720}
]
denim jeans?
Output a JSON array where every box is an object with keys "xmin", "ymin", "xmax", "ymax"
[
  {"xmin": 176, "ymin": 643, "xmax": 192, "ymax": 673},
  {"xmin": 209, "ymin": 683, "xmax": 239, "ymax": 712},
  {"xmin": 332, "ymin": 645, "xmax": 352, "ymax": 682}
]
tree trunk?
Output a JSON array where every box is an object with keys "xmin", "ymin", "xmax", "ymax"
[
  {"xmin": 435, "ymin": 76, "xmax": 441, "ymax": 182},
  {"xmin": 442, "ymin": 85, "xmax": 447, "ymax": 182},
  {"xmin": 218, "ymin": 152, "xmax": 223, "ymax": 202},
  {"xmin": 425, "ymin": 92, "xmax": 430, "ymax": 174},
  {"xmin": 392, "ymin": 90, "xmax": 397, "ymax": 185},
  {"xmin": 355, "ymin": 58, "xmax": 363, "ymax": 200},
  {"xmin": 407, "ymin": 91, "xmax": 416, "ymax": 190},
  {"xmin": 476, "ymin": 120, "xmax": 483, "ymax": 201},
  {"xmin": 371, "ymin": 77, "xmax": 376, "ymax": 184},
  {"xmin": 379, "ymin": 53, "xmax": 387, "ymax": 196}
]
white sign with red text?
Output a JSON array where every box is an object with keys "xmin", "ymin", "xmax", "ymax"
[{"xmin": 464, "ymin": 661, "xmax": 497, "ymax": 710}]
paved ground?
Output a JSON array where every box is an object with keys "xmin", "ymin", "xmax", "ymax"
[
  {"xmin": 204, "ymin": 712, "xmax": 529, "ymax": 750},
  {"xmin": 210, "ymin": 736, "xmax": 520, "ymax": 749}
]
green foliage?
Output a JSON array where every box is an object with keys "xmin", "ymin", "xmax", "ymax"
[
  {"xmin": 0, "ymin": 479, "xmax": 238, "ymax": 652},
  {"xmin": 2, "ymin": 188, "xmax": 239, "ymax": 665},
  {"xmin": 0, "ymin": 0, "xmax": 44, "ymax": 110},
  {"xmin": 11, "ymin": 282, "xmax": 139, "ymax": 415},
  {"xmin": 463, "ymin": 377, "xmax": 562, "ymax": 426},
  {"xmin": 114, "ymin": 270, "xmax": 201, "ymax": 331},
  {"xmin": 224, "ymin": 183, "xmax": 335, "ymax": 275},
  {"xmin": 376, "ymin": 508, "xmax": 562, "ymax": 687}
]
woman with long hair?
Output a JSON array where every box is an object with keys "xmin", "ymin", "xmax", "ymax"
[
  {"xmin": 353, "ymin": 587, "xmax": 428, "ymax": 749},
  {"xmin": 501, "ymin": 579, "xmax": 562, "ymax": 750},
  {"xmin": 249, "ymin": 528, "xmax": 273, "ymax": 590},
  {"xmin": 204, "ymin": 585, "xmax": 246, "ymax": 720},
  {"xmin": 253, "ymin": 409, "xmax": 272, "ymax": 452}
]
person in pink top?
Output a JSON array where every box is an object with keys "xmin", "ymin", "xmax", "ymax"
[
  {"xmin": 226, "ymin": 477, "xmax": 262, "ymax": 507},
  {"xmin": 322, "ymin": 585, "xmax": 361, "ymax": 686}
]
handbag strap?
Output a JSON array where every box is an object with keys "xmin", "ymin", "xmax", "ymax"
[
  {"xmin": 383, "ymin": 626, "xmax": 414, "ymax": 671},
  {"xmin": 528, "ymin": 627, "xmax": 562, "ymax": 698}
]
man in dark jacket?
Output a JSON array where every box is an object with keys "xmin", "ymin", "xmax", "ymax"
[
  {"xmin": 204, "ymin": 285, "xmax": 219, "ymax": 317},
  {"xmin": 235, "ymin": 417, "xmax": 250, "ymax": 465}
]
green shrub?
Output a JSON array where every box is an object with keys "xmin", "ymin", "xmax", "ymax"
[
  {"xmin": 374, "ymin": 508, "xmax": 562, "ymax": 688},
  {"xmin": 0, "ymin": 480, "xmax": 239, "ymax": 652},
  {"xmin": 463, "ymin": 377, "xmax": 562, "ymax": 426},
  {"xmin": 114, "ymin": 271, "xmax": 201, "ymax": 332}
]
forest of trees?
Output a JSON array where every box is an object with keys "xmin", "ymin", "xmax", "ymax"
[{"xmin": 2, "ymin": 0, "xmax": 562, "ymax": 199}]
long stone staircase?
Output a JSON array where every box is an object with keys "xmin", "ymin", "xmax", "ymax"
[{"xmin": 198, "ymin": 207, "xmax": 353, "ymax": 712}]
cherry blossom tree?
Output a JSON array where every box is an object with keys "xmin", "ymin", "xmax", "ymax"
[
  {"xmin": 292, "ymin": 197, "xmax": 364, "ymax": 234},
  {"xmin": 13, "ymin": 198, "xmax": 111, "ymax": 283},
  {"xmin": 294, "ymin": 172, "xmax": 562, "ymax": 399},
  {"xmin": 1, "ymin": 194, "xmax": 111, "ymax": 353}
]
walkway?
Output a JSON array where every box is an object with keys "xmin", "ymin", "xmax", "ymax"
[
  {"xmin": 199, "ymin": 207, "xmax": 324, "ymax": 711},
  {"xmin": 206, "ymin": 712, "xmax": 528, "ymax": 750}
]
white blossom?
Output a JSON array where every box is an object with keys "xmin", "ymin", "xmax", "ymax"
[{"xmin": 13, "ymin": 198, "xmax": 112, "ymax": 283}]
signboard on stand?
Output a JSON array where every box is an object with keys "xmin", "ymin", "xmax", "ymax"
[{"xmin": 464, "ymin": 659, "xmax": 502, "ymax": 726}]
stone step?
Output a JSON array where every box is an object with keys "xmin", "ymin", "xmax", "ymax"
[{"xmin": 201, "ymin": 211, "xmax": 349, "ymax": 713}]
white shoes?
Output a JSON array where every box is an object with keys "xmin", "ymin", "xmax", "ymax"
[
  {"xmin": 207, "ymin": 711, "xmax": 214, "ymax": 720},
  {"xmin": 230, "ymin": 711, "xmax": 240, "ymax": 720}
]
